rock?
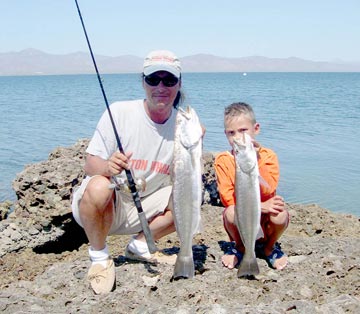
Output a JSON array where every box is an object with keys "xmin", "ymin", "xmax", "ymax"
[
  {"xmin": 0, "ymin": 200, "xmax": 12, "ymax": 221},
  {"xmin": 0, "ymin": 139, "xmax": 89, "ymax": 257},
  {"xmin": 0, "ymin": 139, "xmax": 359, "ymax": 313},
  {"xmin": 202, "ymin": 151, "xmax": 221, "ymax": 206},
  {"xmin": 1, "ymin": 139, "xmax": 221, "ymax": 257}
]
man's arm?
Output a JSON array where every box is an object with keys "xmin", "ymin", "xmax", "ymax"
[{"xmin": 84, "ymin": 152, "xmax": 132, "ymax": 177}]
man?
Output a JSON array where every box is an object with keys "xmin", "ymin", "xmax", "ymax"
[{"xmin": 72, "ymin": 50, "xmax": 184, "ymax": 294}]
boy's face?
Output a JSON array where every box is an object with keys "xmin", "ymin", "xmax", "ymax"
[{"xmin": 224, "ymin": 114, "xmax": 260, "ymax": 147}]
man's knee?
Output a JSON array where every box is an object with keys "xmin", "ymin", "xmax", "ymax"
[{"xmin": 82, "ymin": 176, "xmax": 114, "ymax": 208}]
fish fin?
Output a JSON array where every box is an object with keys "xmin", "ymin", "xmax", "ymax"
[
  {"xmin": 178, "ymin": 106, "xmax": 190, "ymax": 116},
  {"xmin": 256, "ymin": 226, "xmax": 264, "ymax": 240},
  {"xmin": 259, "ymin": 175, "xmax": 270, "ymax": 189},
  {"xmin": 194, "ymin": 216, "xmax": 203, "ymax": 234},
  {"xmin": 178, "ymin": 109, "xmax": 202, "ymax": 149},
  {"xmin": 173, "ymin": 255, "xmax": 195, "ymax": 279},
  {"xmin": 237, "ymin": 253, "xmax": 260, "ymax": 278}
]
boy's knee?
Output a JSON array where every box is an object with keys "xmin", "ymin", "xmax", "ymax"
[
  {"xmin": 224, "ymin": 206, "xmax": 235, "ymax": 223},
  {"xmin": 270, "ymin": 210, "xmax": 289, "ymax": 227}
]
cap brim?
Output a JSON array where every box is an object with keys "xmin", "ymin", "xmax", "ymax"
[{"xmin": 143, "ymin": 65, "xmax": 180, "ymax": 78}]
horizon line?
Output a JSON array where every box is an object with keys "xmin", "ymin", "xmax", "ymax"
[{"xmin": 1, "ymin": 48, "xmax": 360, "ymax": 64}]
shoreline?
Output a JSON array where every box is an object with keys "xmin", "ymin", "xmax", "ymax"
[
  {"xmin": 0, "ymin": 139, "xmax": 359, "ymax": 312},
  {"xmin": 0, "ymin": 142, "xmax": 358, "ymax": 220}
]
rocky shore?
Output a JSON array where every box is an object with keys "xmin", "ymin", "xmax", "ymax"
[{"xmin": 0, "ymin": 139, "xmax": 359, "ymax": 313}]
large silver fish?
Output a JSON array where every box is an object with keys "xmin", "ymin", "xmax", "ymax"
[
  {"xmin": 233, "ymin": 132, "xmax": 262, "ymax": 278},
  {"xmin": 172, "ymin": 106, "xmax": 203, "ymax": 279}
]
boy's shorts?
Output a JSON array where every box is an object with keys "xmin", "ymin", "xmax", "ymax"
[
  {"xmin": 71, "ymin": 175, "xmax": 173, "ymax": 235},
  {"xmin": 222, "ymin": 206, "xmax": 290, "ymax": 243}
]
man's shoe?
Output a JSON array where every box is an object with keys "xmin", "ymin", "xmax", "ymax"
[
  {"xmin": 125, "ymin": 245, "xmax": 177, "ymax": 265},
  {"xmin": 87, "ymin": 258, "xmax": 116, "ymax": 294}
]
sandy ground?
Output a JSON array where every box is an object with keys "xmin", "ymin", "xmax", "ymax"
[{"xmin": 0, "ymin": 202, "xmax": 359, "ymax": 313}]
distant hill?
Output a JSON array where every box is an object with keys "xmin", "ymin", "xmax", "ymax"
[{"xmin": 1, "ymin": 48, "xmax": 359, "ymax": 76}]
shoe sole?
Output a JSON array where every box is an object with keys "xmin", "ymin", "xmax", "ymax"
[
  {"xmin": 124, "ymin": 246, "xmax": 177, "ymax": 265},
  {"xmin": 125, "ymin": 246, "xmax": 158, "ymax": 264}
]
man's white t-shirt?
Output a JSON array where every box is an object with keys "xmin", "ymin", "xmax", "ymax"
[{"xmin": 87, "ymin": 99, "xmax": 176, "ymax": 198}]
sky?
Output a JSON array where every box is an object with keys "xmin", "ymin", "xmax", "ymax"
[{"xmin": 1, "ymin": 0, "xmax": 360, "ymax": 62}]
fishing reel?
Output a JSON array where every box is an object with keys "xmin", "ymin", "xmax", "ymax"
[{"xmin": 109, "ymin": 173, "xmax": 146, "ymax": 193}]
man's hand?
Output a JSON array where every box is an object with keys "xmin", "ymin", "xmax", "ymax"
[{"xmin": 107, "ymin": 151, "xmax": 132, "ymax": 176}]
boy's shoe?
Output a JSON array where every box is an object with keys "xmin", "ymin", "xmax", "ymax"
[
  {"xmin": 222, "ymin": 247, "xmax": 244, "ymax": 269},
  {"xmin": 87, "ymin": 258, "xmax": 116, "ymax": 294},
  {"xmin": 265, "ymin": 244, "xmax": 288, "ymax": 270}
]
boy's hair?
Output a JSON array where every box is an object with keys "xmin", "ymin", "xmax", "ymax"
[{"xmin": 224, "ymin": 102, "xmax": 256, "ymax": 124}]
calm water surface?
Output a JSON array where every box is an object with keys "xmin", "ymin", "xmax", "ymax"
[{"xmin": 1, "ymin": 72, "xmax": 359, "ymax": 216}]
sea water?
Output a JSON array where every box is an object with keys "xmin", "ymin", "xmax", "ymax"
[{"xmin": 0, "ymin": 72, "xmax": 359, "ymax": 216}]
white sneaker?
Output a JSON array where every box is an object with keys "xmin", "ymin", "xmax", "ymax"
[
  {"xmin": 125, "ymin": 237, "xmax": 177, "ymax": 265},
  {"xmin": 127, "ymin": 237, "xmax": 152, "ymax": 259}
]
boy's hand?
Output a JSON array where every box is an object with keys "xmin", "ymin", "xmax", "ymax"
[{"xmin": 261, "ymin": 195, "xmax": 285, "ymax": 215}]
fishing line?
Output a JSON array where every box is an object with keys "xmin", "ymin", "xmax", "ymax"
[{"xmin": 74, "ymin": 0, "xmax": 157, "ymax": 253}]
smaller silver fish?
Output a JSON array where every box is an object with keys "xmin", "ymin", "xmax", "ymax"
[
  {"xmin": 233, "ymin": 132, "xmax": 262, "ymax": 278},
  {"xmin": 172, "ymin": 106, "xmax": 203, "ymax": 279}
]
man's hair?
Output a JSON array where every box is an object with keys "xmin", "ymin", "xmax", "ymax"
[
  {"xmin": 173, "ymin": 90, "xmax": 185, "ymax": 109},
  {"xmin": 224, "ymin": 102, "xmax": 256, "ymax": 124}
]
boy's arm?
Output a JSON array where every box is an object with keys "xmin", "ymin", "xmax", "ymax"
[{"xmin": 214, "ymin": 154, "xmax": 235, "ymax": 207}]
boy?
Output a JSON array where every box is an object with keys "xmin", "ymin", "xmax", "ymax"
[{"xmin": 214, "ymin": 102, "xmax": 289, "ymax": 270}]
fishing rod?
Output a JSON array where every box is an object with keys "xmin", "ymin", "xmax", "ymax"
[{"xmin": 74, "ymin": 0, "xmax": 157, "ymax": 253}]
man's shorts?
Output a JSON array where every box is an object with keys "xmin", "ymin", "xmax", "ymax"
[{"xmin": 71, "ymin": 175, "xmax": 173, "ymax": 235}]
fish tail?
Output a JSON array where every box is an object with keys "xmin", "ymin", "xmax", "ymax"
[
  {"xmin": 173, "ymin": 255, "xmax": 195, "ymax": 279},
  {"xmin": 237, "ymin": 254, "xmax": 260, "ymax": 278}
]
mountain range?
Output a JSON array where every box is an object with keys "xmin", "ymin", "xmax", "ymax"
[{"xmin": 1, "ymin": 48, "xmax": 359, "ymax": 76}]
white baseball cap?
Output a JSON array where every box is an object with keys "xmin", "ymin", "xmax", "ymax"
[{"xmin": 143, "ymin": 50, "xmax": 181, "ymax": 78}]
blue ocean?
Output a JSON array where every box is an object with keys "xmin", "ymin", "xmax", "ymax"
[{"xmin": 1, "ymin": 72, "xmax": 359, "ymax": 217}]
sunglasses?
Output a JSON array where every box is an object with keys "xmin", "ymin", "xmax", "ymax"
[{"xmin": 144, "ymin": 74, "xmax": 179, "ymax": 87}]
